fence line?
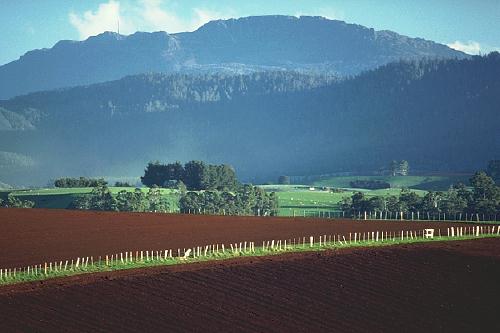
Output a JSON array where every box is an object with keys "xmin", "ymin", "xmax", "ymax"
[
  {"xmin": 277, "ymin": 209, "xmax": 499, "ymax": 223},
  {"xmin": 350, "ymin": 210, "xmax": 499, "ymax": 223},
  {"xmin": 175, "ymin": 208, "xmax": 499, "ymax": 223},
  {"xmin": 1, "ymin": 225, "xmax": 499, "ymax": 284}
]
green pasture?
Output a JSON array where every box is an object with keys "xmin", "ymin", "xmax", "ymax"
[
  {"xmin": 312, "ymin": 175, "xmax": 470, "ymax": 191},
  {"xmin": 275, "ymin": 187, "xmax": 428, "ymax": 216},
  {"xmin": 2, "ymin": 185, "xmax": 429, "ymax": 216},
  {"xmin": 276, "ymin": 190, "xmax": 349, "ymax": 216}
]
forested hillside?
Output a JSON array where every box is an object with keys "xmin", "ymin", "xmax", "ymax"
[{"xmin": 0, "ymin": 54, "xmax": 498, "ymax": 186}]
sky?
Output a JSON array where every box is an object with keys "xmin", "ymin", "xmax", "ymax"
[{"xmin": 1, "ymin": 0, "xmax": 499, "ymax": 66}]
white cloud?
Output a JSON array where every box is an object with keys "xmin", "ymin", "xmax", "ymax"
[
  {"xmin": 70, "ymin": 1, "xmax": 128, "ymax": 39},
  {"xmin": 190, "ymin": 8, "xmax": 234, "ymax": 30},
  {"xmin": 135, "ymin": 1, "xmax": 233, "ymax": 32},
  {"xmin": 137, "ymin": 0, "xmax": 186, "ymax": 32},
  {"xmin": 447, "ymin": 40, "xmax": 482, "ymax": 55},
  {"xmin": 69, "ymin": 0, "xmax": 235, "ymax": 40}
]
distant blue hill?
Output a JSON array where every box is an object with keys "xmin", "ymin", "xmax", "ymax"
[{"xmin": 0, "ymin": 15, "xmax": 466, "ymax": 99}]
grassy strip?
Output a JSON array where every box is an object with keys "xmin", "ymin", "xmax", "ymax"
[
  {"xmin": 350, "ymin": 218, "xmax": 500, "ymax": 225},
  {"xmin": 1, "ymin": 234, "xmax": 499, "ymax": 286}
]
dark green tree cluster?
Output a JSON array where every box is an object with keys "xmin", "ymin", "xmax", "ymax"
[
  {"xmin": 141, "ymin": 161, "xmax": 239, "ymax": 191},
  {"xmin": 341, "ymin": 171, "xmax": 499, "ymax": 217},
  {"xmin": 349, "ymin": 179, "xmax": 390, "ymax": 190},
  {"xmin": 179, "ymin": 184, "xmax": 278, "ymax": 216},
  {"xmin": 389, "ymin": 160, "xmax": 409, "ymax": 176},
  {"xmin": 0, "ymin": 194, "xmax": 35, "ymax": 208},
  {"xmin": 54, "ymin": 177, "xmax": 107, "ymax": 188},
  {"xmin": 71, "ymin": 185, "xmax": 169, "ymax": 213},
  {"xmin": 114, "ymin": 181, "xmax": 133, "ymax": 187}
]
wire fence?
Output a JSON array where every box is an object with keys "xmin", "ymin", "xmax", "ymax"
[
  {"xmin": 1, "ymin": 225, "xmax": 498, "ymax": 285},
  {"xmin": 176, "ymin": 207, "xmax": 499, "ymax": 222}
]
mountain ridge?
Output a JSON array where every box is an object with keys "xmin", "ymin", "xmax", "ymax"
[{"xmin": 0, "ymin": 15, "xmax": 466, "ymax": 99}]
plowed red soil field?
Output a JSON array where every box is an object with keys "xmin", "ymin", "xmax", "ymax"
[
  {"xmin": 1, "ymin": 238, "xmax": 499, "ymax": 332},
  {"xmin": 0, "ymin": 208, "xmax": 486, "ymax": 268}
]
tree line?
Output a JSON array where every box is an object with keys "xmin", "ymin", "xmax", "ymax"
[
  {"xmin": 54, "ymin": 177, "xmax": 107, "ymax": 188},
  {"xmin": 350, "ymin": 180, "xmax": 390, "ymax": 190},
  {"xmin": 0, "ymin": 194, "xmax": 35, "ymax": 208},
  {"xmin": 179, "ymin": 184, "xmax": 278, "ymax": 216},
  {"xmin": 70, "ymin": 160, "xmax": 278, "ymax": 216},
  {"xmin": 70, "ymin": 183, "xmax": 278, "ymax": 217},
  {"xmin": 141, "ymin": 160, "xmax": 239, "ymax": 191},
  {"xmin": 341, "ymin": 171, "xmax": 500, "ymax": 217},
  {"xmin": 71, "ymin": 185, "xmax": 170, "ymax": 213}
]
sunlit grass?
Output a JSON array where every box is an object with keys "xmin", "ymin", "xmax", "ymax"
[{"xmin": 1, "ymin": 232, "xmax": 498, "ymax": 286}]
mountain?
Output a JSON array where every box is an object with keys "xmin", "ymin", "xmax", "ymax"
[
  {"xmin": 0, "ymin": 53, "xmax": 498, "ymax": 186},
  {"xmin": 0, "ymin": 15, "xmax": 466, "ymax": 99}
]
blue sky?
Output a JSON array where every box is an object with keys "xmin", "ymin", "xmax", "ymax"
[{"xmin": 1, "ymin": 0, "xmax": 499, "ymax": 66}]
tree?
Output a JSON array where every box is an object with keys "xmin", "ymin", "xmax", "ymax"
[
  {"xmin": 71, "ymin": 195, "xmax": 90, "ymax": 210},
  {"xmin": 115, "ymin": 188, "xmax": 147, "ymax": 212},
  {"xmin": 337, "ymin": 169, "xmax": 499, "ymax": 219},
  {"xmin": 236, "ymin": 184, "xmax": 257, "ymax": 214},
  {"xmin": 54, "ymin": 177, "xmax": 107, "ymax": 188},
  {"xmin": 368, "ymin": 196, "xmax": 386, "ymax": 212},
  {"xmin": 129, "ymin": 188, "xmax": 149, "ymax": 212},
  {"xmin": 178, "ymin": 184, "xmax": 277, "ymax": 216},
  {"xmin": 166, "ymin": 161, "xmax": 185, "ymax": 184},
  {"xmin": 115, "ymin": 181, "xmax": 133, "ymax": 187},
  {"xmin": 76, "ymin": 185, "xmax": 117, "ymax": 211},
  {"xmin": 208, "ymin": 164, "xmax": 239, "ymax": 190},
  {"xmin": 141, "ymin": 160, "xmax": 240, "ymax": 191},
  {"xmin": 440, "ymin": 188, "xmax": 467, "ymax": 215},
  {"xmin": 399, "ymin": 160, "xmax": 409, "ymax": 176},
  {"xmin": 420, "ymin": 191, "xmax": 441, "ymax": 214},
  {"xmin": 469, "ymin": 172, "xmax": 499, "ymax": 215},
  {"xmin": 262, "ymin": 191, "xmax": 278, "ymax": 216},
  {"xmin": 386, "ymin": 195, "xmax": 403, "ymax": 212},
  {"xmin": 147, "ymin": 187, "xmax": 169, "ymax": 212},
  {"xmin": 390, "ymin": 160, "xmax": 398, "ymax": 176},
  {"xmin": 399, "ymin": 188, "xmax": 421, "ymax": 212},
  {"xmin": 350, "ymin": 179, "xmax": 390, "ymax": 189},
  {"xmin": 116, "ymin": 190, "xmax": 133, "ymax": 211},
  {"xmin": 91, "ymin": 185, "xmax": 117, "ymax": 211},
  {"xmin": 452, "ymin": 183, "xmax": 473, "ymax": 208},
  {"xmin": 140, "ymin": 161, "xmax": 169, "ymax": 188},
  {"xmin": 179, "ymin": 192, "xmax": 202, "ymax": 212},
  {"xmin": 340, "ymin": 196, "xmax": 353, "ymax": 215},
  {"xmin": 389, "ymin": 160, "xmax": 409, "ymax": 176},
  {"xmin": 183, "ymin": 160, "xmax": 207, "ymax": 190},
  {"xmin": 350, "ymin": 192, "xmax": 371, "ymax": 213},
  {"xmin": 470, "ymin": 172, "xmax": 497, "ymax": 200},
  {"xmin": 1, "ymin": 194, "xmax": 35, "ymax": 208}
]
